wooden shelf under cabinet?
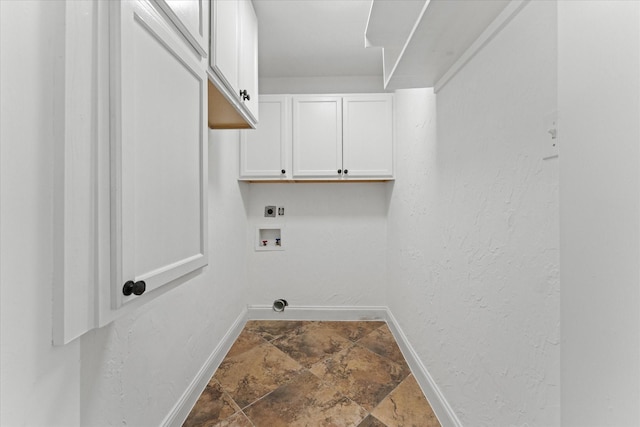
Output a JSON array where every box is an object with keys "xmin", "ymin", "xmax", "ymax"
[
  {"xmin": 242, "ymin": 179, "xmax": 394, "ymax": 183},
  {"xmin": 208, "ymin": 80, "xmax": 252, "ymax": 129}
]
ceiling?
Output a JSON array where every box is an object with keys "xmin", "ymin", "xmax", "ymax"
[{"xmin": 253, "ymin": 0, "xmax": 383, "ymax": 79}]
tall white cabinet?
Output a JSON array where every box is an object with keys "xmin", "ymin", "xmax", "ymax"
[
  {"xmin": 54, "ymin": 0, "xmax": 209, "ymax": 344},
  {"xmin": 110, "ymin": 0, "xmax": 208, "ymax": 310}
]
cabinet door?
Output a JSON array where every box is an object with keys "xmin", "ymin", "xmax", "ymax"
[
  {"xmin": 210, "ymin": 0, "xmax": 239, "ymax": 95},
  {"xmin": 238, "ymin": 0, "xmax": 259, "ymax": 122},
  {"xmin": 111, "ymin": 0, "xmax": 208, "ymax": 309},
  {"xmin": 292, "ymin": 96, "xmax": 343, "ymax": 179},
  {"xmin": 343, "ymin": 94, "xmax": 394, "ymax": 179},
  {"xmin": 240, "ymin": 96, "xmax": 290, "ymax": 180},
  {"xmin": 154, "ymin": 0, "xmax": 208, "ymax": 56}
]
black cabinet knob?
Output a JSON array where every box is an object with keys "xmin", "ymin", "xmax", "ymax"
[
  {"xmin": 239, "ymin": 89, "xmax": 250, "ymax": 101},
  {"xmin": 344, "ymin": 169, "xmax": 349, "ymax": 174},
  {"xmin": 123, "ymin": 280, "xmax": 146, "ymax": 296},
  {"xmin": 133, "ymin": 280, "xmax": 146, "ymax": 296},
  {"xmin": 337, "ymin": 169, "xmax": 342, "ymax": 174},
  {"xmin": 281, "ymin": 169, "xmax": 286, "ymax": 174},
  {"xmin": 123, "ymin": 280, "xmax": 135, "ymax": 296}
]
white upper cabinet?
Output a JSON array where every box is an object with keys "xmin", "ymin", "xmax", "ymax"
[
  {"xmin": 293, "ymin": 94, "xmax": 393, "ymax": 181},
  {"xmin": 154, "ymin": 0, "xmax": 209, "ymax": 56},
  {"xmin": 342, "ymin": 94, "xmax": 394, "ymax": 179},
  {"xmin": 240, "ymin": 95, "xmax": 291, "ymax": 180},
  {"xmin": 238, "ymin": 0, "xmax": 259, "ymax": 120},
  {"xmin": 210, "ymin": 0, "xmax": 239, "ymax": 94},
  {"xmin": 240, "ymin": 94, "xmax": 394, "ymax": 182},
  {"xmin": 292, "ymin": 96, "xmax": 343, "ymax": 179},
  {"xmin": 209, "ymin": 0, "xmax": 259, "ymax": 128}
]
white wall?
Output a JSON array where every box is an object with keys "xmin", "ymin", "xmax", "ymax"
[
  {"xmin": 246, "ymin": 183, "xmax": 389, "ymax": 308},
  {"xmin": 387, "ymin": 2, "xmax": 560, "ymax": 425},
  {"xmin": 260, "ymin": 75, "xmax": 386, "ymax": 94},
  {"xmin": 0, "ymin": 1, "xmax": 81, "ymax": 425},
  {"xmin": 559, "ymin": 2, "xmax": 640, "ymax": 426},
  {"xmin": 247, "ymin": 76, "xmax": 390, "ymax": 310}
]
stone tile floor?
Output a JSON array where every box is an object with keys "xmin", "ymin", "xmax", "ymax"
[{"xmin": 183, "ymin": 320, "xmax": 441, "ymax": 427}]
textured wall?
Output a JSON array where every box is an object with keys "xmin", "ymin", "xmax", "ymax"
[
  {"xmin": 0, "ymin": 1, "xmax": 81, "ymax": 425},
  {"xmin": 246, "ymin": 183, "xmax": 389, "ymax": 308},
  {"xmin": 386, "ymin": 1, "xmax": 560, "ymax": 425},
  {"xmin": 260, "ymin": 76, "xmax": 385, "ymax": 94},
  {"xmin": 79, "ymin": 130, "xmax": 249, "ymax": 426},
  {"xmin": 559, "ymin": 1, "xmax": 640, "ymax": 425}
]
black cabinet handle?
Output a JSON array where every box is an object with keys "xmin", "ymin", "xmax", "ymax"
[
  {"xmin": 123, "ymin": 280, "xmax": 146, "ymax": 296},
  {"xmin": 281, "ymin": 169, "xmax": 286, "ymax": 174},
  {"xmin": 344, "ymin": 169, "xmax": 349, "ymax": 175},
  {"xmin": 337, "ymin": 169, "xmax": 342, "ymax": 174},
  {"xmin": 123, "ymin": 280, "xmax": 135, "ymax": 296},
  {"xmin": 239, "ymin": 89, "xmax": 250, "ymax": 101},
  {"xmin": 133, "ymin": 280, "xmax": 146, "ymax": 296}
]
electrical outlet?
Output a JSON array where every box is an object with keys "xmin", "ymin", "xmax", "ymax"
[
  {"xmin": 278, "ymin": 206, "xmax": 284, "ymax": 216},
  {"xmin": 264, "ymin": 206, "xmax": 276, "ymax": 217}
]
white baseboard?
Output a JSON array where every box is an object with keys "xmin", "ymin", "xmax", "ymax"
[
  {"xmin": 161, "ymin": 307, "xmax": 248, "ymax": 427},
  {"xmin": 385, "ymin": 309, "xmax": 463, "ymax": 427},
  {"xmin": 163, "ymin": 305, "xmax": 460, "ymax": 427},
  {"xmin": 246, "ymin": 304, "xmax": 388, "ymax": 321}
]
